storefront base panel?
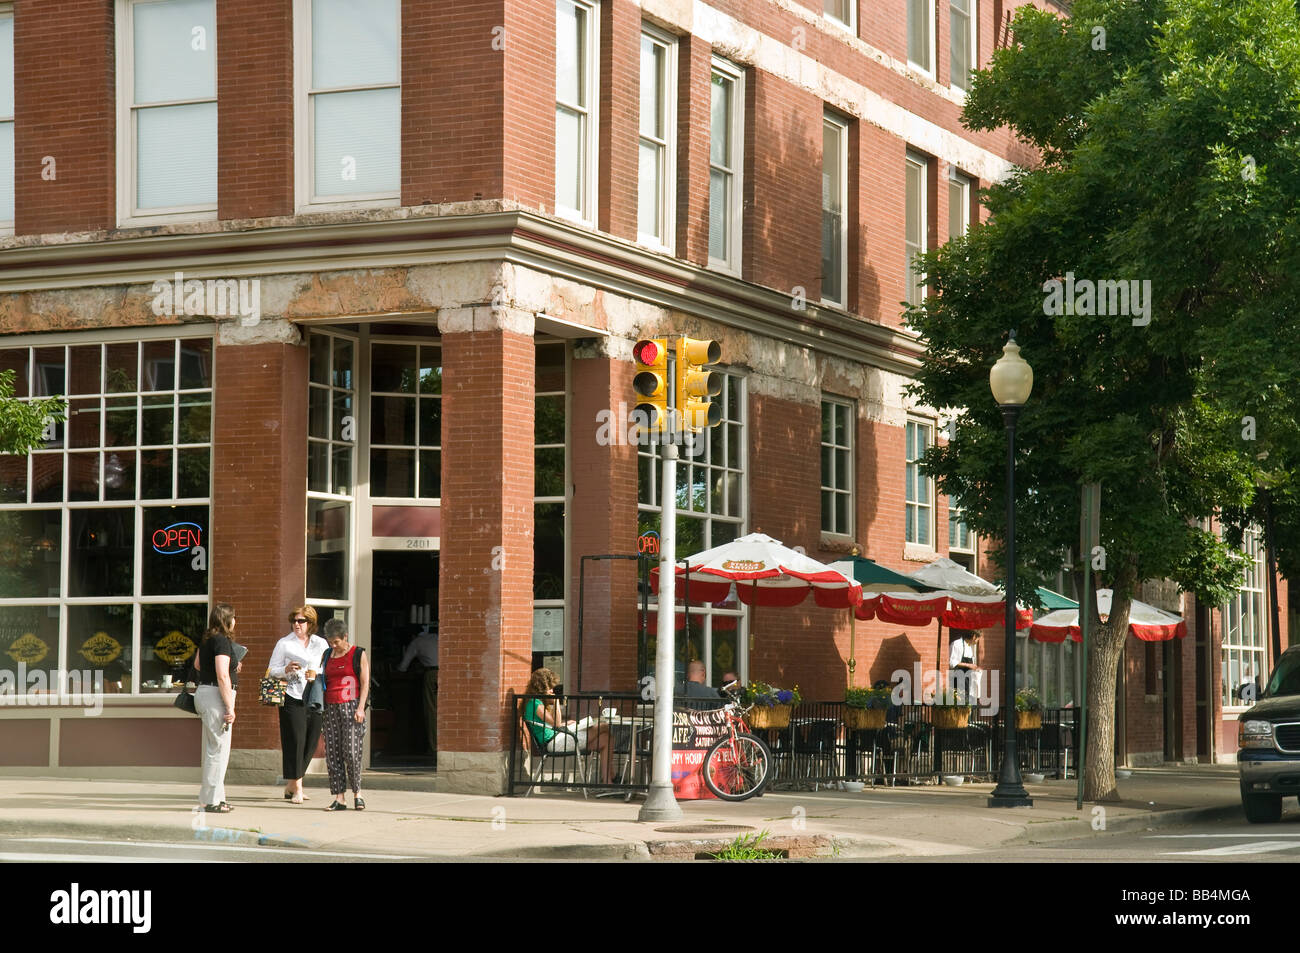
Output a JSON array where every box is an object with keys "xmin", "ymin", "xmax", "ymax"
[
  {"xmin": 225, "ymin": 747, "xmax": 281, "ymax": 786},
  {"xmin": 1127, "ymin": 750, "xmax": 1165, "ymax": 768},
  {"xmin": 0, "ymin": 719, "xmax": 50, "ymax": 766},
  {"xmin": 60, "ymin": 718, "xmax": 198, "ymax": 767},
  {"xmin": 0, "ymin": 766, "xmax": 197, "ymax": 781},
  {"xmin": 436, "ymin": 751, "xmax": 508, "ymax": 795}
]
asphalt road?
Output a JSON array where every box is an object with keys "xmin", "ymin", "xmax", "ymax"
[{"xmin": 0, "ymin": 835, "xmax": 430, "ymax": 863}]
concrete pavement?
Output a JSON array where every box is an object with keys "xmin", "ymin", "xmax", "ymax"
[{"xmin": 0, "ymin": 765, "xmax": 1248, "ymax": 860}]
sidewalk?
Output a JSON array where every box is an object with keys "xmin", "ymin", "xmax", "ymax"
[{"xmin": 0, "ymin": 765, "xmax": 1244, "ymax": 860}]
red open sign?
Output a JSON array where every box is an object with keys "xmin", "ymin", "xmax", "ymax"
[{"xmin": 638, "ymin": 532, "xmax": 660, "ymax": 556}]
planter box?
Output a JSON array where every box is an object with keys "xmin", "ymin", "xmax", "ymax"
[
  {"xmin": 1016, "ymin": 710, "xmax": 1042, "ymax": 731},
  {"xmin": 932, "ymin": 707, "xmax": 971, "ymax": 729},
  {"xmin": 748, "ymin": 704, "xmax": 792, "ymax": 730},
  {"xmin": 844, "ymin": 707, "xmax": 886, "ymax": 730}
]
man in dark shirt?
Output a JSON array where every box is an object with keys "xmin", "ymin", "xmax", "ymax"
[{"xmin": 677, "ymin": 660, "xmax": 722, "ymax": 709}]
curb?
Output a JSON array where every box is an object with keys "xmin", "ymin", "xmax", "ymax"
[
  {"xmin": 0, "ymin": 816, "xmax": 321, "ymax": 852},
  {"xmin": 1009, "ymin": 803, "xmax": 1243, "ymax": 844}
]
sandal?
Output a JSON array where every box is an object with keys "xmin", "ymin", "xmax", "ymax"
[
  {"xmin": 326, "ymin": 801, "xmax": 348, "ymax": 811},
  {"xmin": 353, "ymin": 797, "xmax": 365, "ymax": 811},
  {"xmin": 203, "ymin": 802, "xmax": 234, "ymax": 813},
  {"xmin": 290, "ymin": 794, "xmax": 304, "ymax": 805}
]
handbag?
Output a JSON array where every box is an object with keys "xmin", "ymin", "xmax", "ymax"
[
  {"xmin": 259, "ymin": 669, "xmax": 287, "ymax": 707},
  {"xmin": 172, "ymin": 683, "xmax": 197, "ymax": 715}
]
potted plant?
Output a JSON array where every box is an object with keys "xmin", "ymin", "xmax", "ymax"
[
  {"xmin": 742, "ymin": 681, "xmax": 801, "ymax": 729},
  {"xmin": 1015, "ymin": 687, "xmax": 1042, "ymax": 730},
  {"xmin": 931, "ymin": 687, "xmax": 972, "ymax": 729},
  {"xmin": 844, "ymin": 686, "xmax": 891, "ymax": 730}
]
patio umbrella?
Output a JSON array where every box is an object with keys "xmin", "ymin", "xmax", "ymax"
[
  {"xmin": 830, "ymin": 556, "xmax": 938, "ymax": 686},
  {"xmin": 1029, "ymin": 589, "xmax": 1186, "ymax": 642},
  {"xmin": 651, "ymin": 532, "xmax": 863, "ymax": 608}
]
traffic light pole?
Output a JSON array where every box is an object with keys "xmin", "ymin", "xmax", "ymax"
[{"xmin": 639, "ymin": 353, "xmax": 684, "ymax": 821}]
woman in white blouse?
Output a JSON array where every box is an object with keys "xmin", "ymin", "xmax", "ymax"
[{"xmin": 267, "ymin": 605, "xmax": 329, "ymax": 803}]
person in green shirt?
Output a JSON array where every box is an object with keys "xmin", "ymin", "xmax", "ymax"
[{"xmin": 523, "ymin": 668, "xmax": 614, "ymax": 783}]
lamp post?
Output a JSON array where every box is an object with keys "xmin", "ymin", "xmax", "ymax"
[{"xmin": 989, "ymin": 333, "xmax": 1033, "ymax": 808}]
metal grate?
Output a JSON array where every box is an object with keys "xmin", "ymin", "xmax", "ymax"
[{"xmin": 1275, "ymin": 723, "xmax": 1300, "ymax": 753}]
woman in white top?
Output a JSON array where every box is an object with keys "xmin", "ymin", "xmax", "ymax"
[
  {"xmin": 267, "ymin": 605, "xmax": 329, "ymax": 803},
  {"xmin": 948, "ymin": 630, "xmax": 982, "ymax": 704}
]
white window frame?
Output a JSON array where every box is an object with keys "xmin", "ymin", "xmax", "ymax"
[
  {"xmin": 293, "ymin": 0, "xmax": 402, "ymax": 214},
  {"xmin": 948, "ymin": 501, "xmax": 974, "ymax": 554},
  {"xmin": 948, "ymin": 169, "xmax": 971, "ymax": 240},
  {"xmin": 115, "ymin": 0, "xmax": 219, "ymax": 228},
  {"xmin": 821, "ymin": 397, "xmax": 853, "ymax": 537},
  {"xmin": 949, "ymin": 0, "xmax": 977, "ymax": 93},
  {"xmin": 824, "ymin": 0, "xmax": 856, "ymax": 33},
  {"xmin": 1222, "ymin": 526, "xmax": 1268, "ymax": 711},
  {"xmin": 637, "ymin": 25, "xmax": 677, "ymax": 252},
  {"xmin": 707, "ymin": 57, "xmax": 744, "ymax": 276},
  {"xmin": 555, "ymin": 0, "xmax": 599, "ymax": 225},
  {"xmin": 0, "ymin": 3, "xmax": 13, "ymax": 236},
  {"xmin": 905, "ymin": 152, "xmax": 928, "ymax": 307},
  {"xmin": 821, "ymin": 112, "xmax": 849, "ymax": 307},
  {"xmin": 907, "ymin": 0, "xmax": 936, "ymax": 77},
  {"xmin": 905, "ymin": 417, "xmax": 935, "ymax": 551}
]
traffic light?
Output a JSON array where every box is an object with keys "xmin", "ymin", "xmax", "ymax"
[
  {"xmin": 632, "ymin": 338, "xmax": 670, "ymax": 434},
  {"xmin": 676, "ymin": 337, "xmax": 722, "ymax": 431}
]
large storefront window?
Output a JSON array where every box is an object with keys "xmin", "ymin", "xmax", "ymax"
[
  {"xmin": 637, "ymin": 373, "xmax": 745, "ymax": 688},
  {"xmin": 1223, "ymin": 526, "xmax": 1267, "ymax": 707},
  {"xmin": 533, "ymin": 342, "xmax": 567, "ymax": 670},
  {"xmin": 0, "ymin": 336, "xmax": 212, "ymax": 694},
  {"xmin": 368, "ymin": 340, "xmax": 441, "ymax": 500},
  {"xmin": 306, "ymin": 331, "xmax": 355, "ymax": 618},
  {"xmin": 1016, "ymin": 567, "xmax": 1081, "ymax": 708}
]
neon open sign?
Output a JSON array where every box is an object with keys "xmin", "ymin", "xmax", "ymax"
[
  {"xmin": 152, "ymin": 522, "xmax": 203, "ymax": 554},
  {"xmin": 638, "ymin": 531, "xmax": 660, "ymax": 556}
]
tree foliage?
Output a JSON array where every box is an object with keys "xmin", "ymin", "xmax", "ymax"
[
  {"xmin": 908, "ymin": 0, "xmax": 1300, "ymax": 798},
  {"xmin": 0, "ymin": 369, "xmax": 65, "ymax": 456}
]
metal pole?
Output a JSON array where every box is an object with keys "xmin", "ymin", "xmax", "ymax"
[{"xmin": 990, "ymin": 404, "xmax": 1031, "ymax": 807}]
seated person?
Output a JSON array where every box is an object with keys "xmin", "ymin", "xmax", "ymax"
[
  {"xmin": 523, "ymin": 667, "xmax": 613, "ymax": 783},
  {"xmin": 676, "ymin": 660, "xmax": 724, "ymax": 710}
]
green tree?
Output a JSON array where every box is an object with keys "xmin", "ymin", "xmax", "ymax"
[
  {"xmin": 909, "ymin": 0, "xmax": 1300, "ymax": 799},
  {"xmin": 0, "ymin": 369, "xmax": 65, "ymax": 455}
]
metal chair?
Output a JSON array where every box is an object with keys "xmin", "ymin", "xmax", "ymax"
[{"xmin": 519, "ymin": 718, "xmax": 590, "ymax": 798}]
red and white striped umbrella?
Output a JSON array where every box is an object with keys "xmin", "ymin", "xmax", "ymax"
[
  {"xmin": 651, "ymin": 532, "xmax": 862, "ymax": 608},
  {"xmin": 1030, "ymin": 589, "xmax": 1187, "ymax": 643}
]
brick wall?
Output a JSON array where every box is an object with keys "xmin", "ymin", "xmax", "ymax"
[
  {"xmin": 210, "ymin": 341, "xmax": 308, "ymax": 753},
  {"xmin": 595, "ymin": 0, "xmax": 638, "ymax": 239},
  {"xmin": 14, "ymin": 0, "xmax": 115, "ymax": 234},
  {"xmin": 501, "ymin": 0, "xmax": 553, "ymax": 209},
  {"xmin": 674, "ymin": 34, "xmax": 711, "ymax": 267}
]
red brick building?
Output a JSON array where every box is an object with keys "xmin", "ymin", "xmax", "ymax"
[{"xmin": 0, "ymin": 0, "xmax": 1288, "ymax": 792}]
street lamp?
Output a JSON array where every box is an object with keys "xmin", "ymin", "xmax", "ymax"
[{"xmin": 989, "ymin": 333, "xmax": 1033, "ymax": 808}]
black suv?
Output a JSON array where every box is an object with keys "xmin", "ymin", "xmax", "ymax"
[{"xmin": 1238, "ymin": 646, "xmax": 1300, "ymax": 823}]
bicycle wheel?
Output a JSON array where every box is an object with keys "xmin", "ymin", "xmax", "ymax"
[{"xmin": 703, "ymin": 733, "xmax": 772, "ymax": 801}]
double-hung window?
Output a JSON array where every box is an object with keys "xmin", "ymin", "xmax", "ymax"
[
  {"xmin": 708, "ymin": 59, "xmax": 743, "ymax": 273},
  {"xmin": 298, "ymin": 0, "xmax": 401, "ymax": 209},
  {"xmin": 907, "ymin": 0, "xmax": 934, "ymax": 75},
  {"xmin": 950, "ymin": 0, "xmax": 976, "ymax": 92},
  {"xmin": 822, "ymin": 113, "xmax": 848, "ymax": 306},
  {"xmin": 637, "ymin": 27, "xmax": 676, "ymax": 250},
  {"xmin": 1223, "ymin": 527, "xmax": 1268, "ymax": 708},
  {"xmin": 556, "ymin": 0, "xmax": 598, "ymax": 223},
  {"xmin": 948, "ymin": 170, "xmax": 971, "ymax": 239},
  {"xmin": 905, "ymin": 153, "xmax": 927, "ymax": 306},
  {"xmin": 117, "ymin": 0, "xmax": 218, "ymax": 225},
  {"xmin": 905, "ymin": 419, "xmax": 934, "ymax": 547},
  {"xmin": 0, "ymin": 5, "xmax": 12, "ymax": 233},
  {"xmin": 824, "ymin": 0, "xmax": 855, "ymax": 32},
  {"xmin": 821, "ymin": 399, "xmax": 853, "ymax": 536}
]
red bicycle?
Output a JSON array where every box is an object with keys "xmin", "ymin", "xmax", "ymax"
[{"xmin": 701, "ymin": 682, "xmax": 773, "ymax": 801}]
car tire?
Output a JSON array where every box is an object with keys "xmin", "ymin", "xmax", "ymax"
[{"xmin": 1242, "ymin": 789, "xmax": 1283, "ymax": 824}]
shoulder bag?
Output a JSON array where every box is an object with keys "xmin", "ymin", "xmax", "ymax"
[{"xmin": 259, "ymin": 669, "xmax": 287, "ymax": 707}]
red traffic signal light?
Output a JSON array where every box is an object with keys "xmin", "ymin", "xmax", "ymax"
[{"xmin": 633, "ymin": 338, "xmax": 669, "ymax": 435}]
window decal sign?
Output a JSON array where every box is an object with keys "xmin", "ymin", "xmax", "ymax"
[
  {"xmin": 155, "ymin": 630, "xmax": 197, "ymax": 665},
  {"xmin": 152, "ymin": 522, "xmax": 203, "ymax": 555},
  {"xmin": 6, "ymin": 633, "xmax": 50, "ymax": 665},
  {"xmin": 80, "ymin": 632, "xmax": 123, "ymax": 666}
]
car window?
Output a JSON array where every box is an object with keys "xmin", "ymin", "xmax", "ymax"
[{"xmin": 1265, "ymin": 654, "xmax": 1300, "ymax": 698}]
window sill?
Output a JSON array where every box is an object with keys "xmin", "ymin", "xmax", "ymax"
[
  {"xmin": 819, "ymin": 533, "xmax": 857, "ymax": 555},
  {"xmin": 904, "ymin": 543, "xmax": 936, "ymax": 562},
  {"xmin": 118, "ymin": 209, "xmax": 218, "ymax": 229}
]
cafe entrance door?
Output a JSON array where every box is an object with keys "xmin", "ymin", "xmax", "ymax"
[{"xmin": 369, "ymin": 550, "xmax": 438, "ymax": 768}]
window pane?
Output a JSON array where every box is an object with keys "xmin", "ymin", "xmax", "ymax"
[
  {"xmin": 179, "ymin": 339, "xmax": 212, "ymax": 389},
  {"xmin": 371, "ymin": 395, "xmax": 415, "ymax": 445},
  {"xmin": 332, "ymin": 391, "xmax": 354, "ymax": 441},
  {"xmin": 708, "ymin": 169, "xmax": 727, "ymax": 261},
  {"xmin": 0, "ymin": 454, "xmax": 25, "ymax": 502},
  {"xmin": 640, "ymin": 37, "xmax": 663, "ymax": 139},
  {"xmin": 313, "ymin": 88, "xmax": 401, "ymax": 196},
  {"xmin": 142, "ymin": 395, "xmax": 174, "ymax": 445},
  {"xmin": 949, "ymin": 179, "xmax": 966, "ymax": 239},
  {"xmin": 0, "ymin": 606, "xmax": 60, "ymax": 694},
  {"xmin": 906, "ymin": 161, "xmax": 923, "ymax": 245},
  {"xmin": 67, "ymin": 452, "xmax": 97, "ymax": 501},
  {"xmin": 137, "ymin": 103, "xmax": 218, "ymax": 208},
  {"xmin": 534, "ymin": 502, "xmax": 565, "ymax": 600},
  {"xmin": 69, "ymin": 604, "xmax": 134, "ymax": 691},
  {"xmin": 835, "ymin": 492, "xmax": 848, "ymax": 533},
  {"xmin": 307, "ymin": 498, "xmax": 350, "ymax": 600},
  {"xmin": 141, "ymin": 448, "xmax": 173, "ymax": 499},
  {"xmin": 178, "ymin": 396, "xmax": 211, "ymax": 444},
  {"xmin": 535, "ymin": 446, "xmax": 565, "ymax": 497},
  {"xmin": 106, "ymin": 344, "xmax": 138, "ymax": 393},
  {"xmin": 69, "ymin": 345, "xmax": 103, "ymax": 395},
  {"xmin": 133, "ymin": 0, "xmax": 216, "ymax": 103},
  {"xmin": 0, "ymin": 510, "xmax": 61, "ymax": 598},
  {"xmin": 419, "ymin": 397, "xmax": 442, "ymax": 448},
  {"xmin": 311, "ymin": 0, "xmax": 399, "ymax": 88},
  {"xmin": 68, "ymin": 399, "xmax": 101, "ymax": 449},
  {"xmin": 370, "ymin": 343, "xmax": 417, "ymax": 393},
  {"xmin": 0, "ymin": 15, "xmax": 12, "ymax": 117},
  {"xmin": 143, "ymin": 504, "xmax": 208, "ymax": 595},
  {"xmin": 309, "ymin": 388, "xmax": 329, "ymax": 439},
  {"xmin": 308, "ymin": 442, "xmax": 329, "ymax": 492},
  {"xmin": 555, "ymin": 106, "xmax": 583, "ymax": 212},
  {"xmin": 142, "ymin": 603, "xmax": 206, "ymax": 687},
  {"xmin": 950, "ymin": 0, "xmax": 971, "ymax": 90},
  {"xmin": 418, "ymin": 449, "xmax": 441, "ymax": 498},
  {"xmin": 0, "ymin": 122, "xmax": 11, "ymax": 222},
  {"xmin": 69, "ymin": 509, "xmax": 135, "ymax": 597},
  {"xmin": 556, "ymin": 1, "xmax": 585, "ymax": 107},
  {"xmin": 371, "ymin": 448, "xmax": 415, "ymax": 497},
  {"xmin": 331, "ymin": 445, "xmax": 352, "ymax": 497},
  {"xmin": 638, "ymin": 141, "xmax": 661, "ymax": 240},
  {"xmin": 103, "ymin": 450, "xmax": 137, "ymax": 501},
  {"xmin": 309, "ymin": 334, "xmax": 330, "ymax": 382},
  {"xmin": 177, "ymin": 447, "xmax": 210, "ymax": 498},
  {"xmin": 710, "ymin": 74, "xmax": 730, "ymax": 165},
  {"xmin": 908, "ymin": 0, "xmax": 931, "ymax": 68},
  {"xmin": 0, "ymin": 347, "xmax": 27, "ymax": 397},
  {"xmin": 33, "ymin": 346, "xmax": 65, "ymax": 397},
  {"xmin": 535, "ymin": 394, "xmax": 564, "ymax": 445}
]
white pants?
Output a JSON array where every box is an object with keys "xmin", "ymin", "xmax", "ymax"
[{"xmin": 195, "ymin": 685, "xmax": 234, "ymax": 806}]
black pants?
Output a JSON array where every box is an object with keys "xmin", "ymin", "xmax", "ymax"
[{"xmin": 279, "ymin": 695, "xmax": 323, "ymax": 781}]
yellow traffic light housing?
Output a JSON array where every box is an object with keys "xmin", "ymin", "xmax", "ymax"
[
  {"xmin": 676, "ymin": 337, "xmax": 722, "ymax": 432},
  {"xmin": 633, "ymin": 338, "xmax": 670, "ymax": 434}
]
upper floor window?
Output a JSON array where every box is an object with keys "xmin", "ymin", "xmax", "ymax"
[
  {"xmin": 950, "ymin": 0, "xmax": 976, "ymax": 92},
  {"xmin": 298, "ymin": 0, "xmax": 401, "ymax": 209},
  {"xmin": 0, "ymin": 5, "xmax": 13, "ymax": 233},
  {"xmin": 905, "ymin": 419, "xmax": 933, "ymax": 546},
  {"xmin": 556, "ymin": 0, "xmax": 598, "ymax": 223},
  {"xmin": 948, "ymin": 170, "xmax": 971, "ymax": 239},
  {"xmin": 822, "ymin": 113, "xmax": 848, "ymax": 306},
  {"xmin": 905, "ymin": 153, "xmax": 928, "ymax": 306},
  {"xmin": 708, "ymin": 59, "xmax": 744, "ymax": 274},
  {"xmin": 825, "ymin": 0, "xmax": 855, "ymax": 31},
  {"xmin": 638, "ymin": 27, "xmax": 676, "ymax": 250},
  {"xmin": 117, "ymin": 0, "xmax": 217, "ymax": 225},
  {"xmin": 821, "ymin": 399, "xmax": 853, "ymax": 536},
  {"xmin": 908, "ymin": 0, "xmax": 934, "ymax": 74}
]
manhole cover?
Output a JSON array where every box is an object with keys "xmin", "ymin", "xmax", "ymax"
[{"xmin": 653, "ymin": 824, "xmax": 754, "ymax": 834}]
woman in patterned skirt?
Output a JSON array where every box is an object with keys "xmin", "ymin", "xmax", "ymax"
[{"xmin": 319, "ymin": 617, "xmax": 370, "ymax": 811}]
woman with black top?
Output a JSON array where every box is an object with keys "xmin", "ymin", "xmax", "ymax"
[{"xmin": 195, "ymin": 603, "xmax": 239, "ymax": 813}]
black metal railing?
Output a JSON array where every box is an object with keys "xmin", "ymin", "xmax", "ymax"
[{"xmin": 506, "ymin": 693, "xmax": 1080, "ymax": 796}]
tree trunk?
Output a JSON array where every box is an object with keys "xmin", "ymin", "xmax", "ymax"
[{"xmin": 1083, "ymin": 563, "xmax": 1138, "ymax": 802}]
